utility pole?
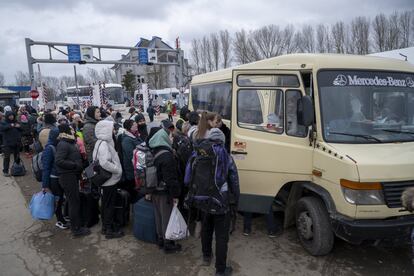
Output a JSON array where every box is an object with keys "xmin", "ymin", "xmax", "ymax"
[{"xmin": 25, "ymin": 38, "xmax": 35, "ymax": 90}]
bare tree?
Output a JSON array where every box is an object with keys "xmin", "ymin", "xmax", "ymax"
[
  {"xmin": 234, "ymin": 29, "xmax": 253, "ymax": 64},
  {"xmin": 316, "ymin": 24, "xmax": 327, "ymax": 53},
  {"xmin": 210, "ymin": 33, "xmax": 220, "ymax": 70},
  {"xmin": 331, "ymin": 21, "xmax": 346, "ymax": 53},
  {"xmin": 201, "ymin": 36, "xmax": 213, "ymax": 72},
  {"xmin": 350, "ymin": 16, "xmax": 370, "ymax": 54},
  {"xmin": 100, "ymin": 68, "xmax": 117, "ymax": 83},
  {"xmin": 299, "ymin": 25, "xmax": 315, "ymax": 53},
  {"xmin": 14, "ymin": 71, "xmax": 30, "ymax": 86},
  {"xmin": 252, "ymin": 25, "xmax": 284, "ymax": 58},
  {"xmin": 219, "ymin": 30, "xmax": 232, "ymax": 68},
  {"xmin": 190, "ymin": 38, "xmax": 202, "ymax": 74},
  {"xmin": 0, "ymin": 72, "xmax": 5, "ymax": 86},
  {"xmin": 386, "ymin": 12, "xmax": 400, "ymax": 50},
  {"xmin": 372, "ymin": 13, "xmax": 388, "ymax": 52},
  {"xmin": 283, "ymin": 25, "xmax": 297, "ymax": 54},
  {"xmin": 86, "ymin": 68, "xmax": 100, "ymax": 84},
  {"xmin": 399, "ymin": 11, "xmax": 411, "ymax": 48}
]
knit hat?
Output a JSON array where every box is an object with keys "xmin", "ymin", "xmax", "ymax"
[
  {"xmin": 58, "ymin": 124, "xmax": 72, "ymax": 135},
  {"xmin": 4, "ymin": 105, "xmax": 12, "ymax": 112},
  {"xmin": 161, "ymin": 119, "xmax": 174, "ymax": 130},
  {"xmin": 44, "ymin": 113, "xmax": 57, "ymax": 125},
  {"xmin": 188, "ymin": 111, "xmax": 200, "ymax": 126},
  {"xmin": 207, "ymin": 128, "xmax": 225, "ymax": 144},
  {"xmin": 20, "ymin": 114, "xmax": 28, "ymax": 123}
]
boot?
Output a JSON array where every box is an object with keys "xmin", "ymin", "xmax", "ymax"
[
  {"xmin": 72, "ymin": 227, "xmax": 91, "ymax": 238},
  {"xmin": 163, "ymin": 240, "xmax": 182, "ymax": 254}
]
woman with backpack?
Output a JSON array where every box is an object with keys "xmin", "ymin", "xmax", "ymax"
[
  {"xmin": 93, "ymin": 120, "xmax": 124, "ymax": 239},
  {"xmin": 41, "ymin": 127, "xmax": 68, "ymax": 229},
  {"xmin": 55, "ymin": 124, "xmax": 90, "ymax": 238},
  {"xmin": 147, "ymin": 120, "xmax": 182, "ymax": 254},
  {"xmin": 184, "ymin": 128, "xmax": 240, "ymax": 276}
]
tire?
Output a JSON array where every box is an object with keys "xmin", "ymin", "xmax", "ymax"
[{"xmin": 295, "ymin": 196, "xmax": 334, "ymax": 256}]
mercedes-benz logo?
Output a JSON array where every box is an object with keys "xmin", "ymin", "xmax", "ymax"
[
  {"xmin": 406, "ymin": 77, "xmax": 414, "ymax": 88},
  {"xmin": 333, "ymin": 75, "xmax": 347, "ymax": 86}
]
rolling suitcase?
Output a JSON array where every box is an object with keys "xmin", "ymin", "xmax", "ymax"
[
  {"xmin": 114, "ymin": 189, "xmax": 130, "ymax": 227},
  {"xmin": 79, "ymin": 191, "xmax": 100, "ymax": 228},
  {"xmin": 133, "ymin": 198, "xmax": 157, "ymax": 243}
]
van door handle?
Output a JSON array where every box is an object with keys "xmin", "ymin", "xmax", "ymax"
[{"xmin": 231, "ymin": 151, "xmax": 248, "ymax": 155}]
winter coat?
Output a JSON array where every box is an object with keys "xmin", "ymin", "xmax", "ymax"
[
  {"xmin": 55, "ymin": 133, "xmax": 83, "ymax": 175},
  {"xmin": 93, "ymin": 120, "xmax": 122, "ymax": 187},
  {"xmin": 184, "ymin": 128, "xmax": 240, "ymax": 214},
  {"xmin": 0, "ymin": 112, "xmax": 22, "ymax": 147},
  {"xmin": 38, "ymin": 124, "xmax": 55, "ymax": 149},
  {"xmin": 121, "ymin": 131, "xmax": 141, "ymax": 181},
  {"xmin": 41, "ymin": 127, "xmax": 59, "ymax": 189},
  {"xmin": 148, "ymin": 129, "xmax": 181, "ymax": 198},
  {"xmin": 83, "ymin": 114, "xmax": 98, "ymax": 162}
]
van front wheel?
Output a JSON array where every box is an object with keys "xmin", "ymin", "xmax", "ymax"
[{"xmin": 295, "ymin": 197, "xmax": 334, "ymax": 256}]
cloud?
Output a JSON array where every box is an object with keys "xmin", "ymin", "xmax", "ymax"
[{"xmin": 0, "ymin": 0, "xmax": 412, "ymax": 83}]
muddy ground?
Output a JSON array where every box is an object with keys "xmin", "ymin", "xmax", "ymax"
[{"xmin": 4, "ymin": 154, "xmax": 411, "ymax": 276}]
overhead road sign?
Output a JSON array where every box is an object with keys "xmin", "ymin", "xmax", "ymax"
[
  {"xmin": 67, "ymin": 45, "xmax": 81, "ymax": 62},
  {"xmin": 138, "ymin": 48, "xmax": 148, "ymax": 64}
]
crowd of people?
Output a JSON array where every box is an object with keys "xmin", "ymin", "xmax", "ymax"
[{"xmin": 0, "ymin": 103, "xmax": 240, "ymax": 276}]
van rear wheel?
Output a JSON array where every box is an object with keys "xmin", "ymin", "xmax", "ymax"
[{"xmin": 295, "ymin": 196, "xmax": 334, "ymax": 256}]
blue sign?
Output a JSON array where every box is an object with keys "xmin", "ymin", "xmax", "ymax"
[
  {"xmin": 67, "ymin": 45, "xmax": 81, "ymax": 62},
  {"xmin": 138, "ymin": 48, "xmax": 148, "ymax": 64}
]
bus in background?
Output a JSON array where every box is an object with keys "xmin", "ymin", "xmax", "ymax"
[
  {"xmin": 66, "ymin": 83, "xmax": 126, "ymax": 109},
  {"xmin": 189, "ymin": 53, "xmax": 414, "ymax": 256}
]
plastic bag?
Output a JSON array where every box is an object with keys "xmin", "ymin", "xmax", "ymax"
[
  {"xmin": 29, "ymin": 191, "xmax": 55, "ymax": 220},
  {"xmin": 165, "ymin": 204, "xmax": 188, "ymax": 240}
]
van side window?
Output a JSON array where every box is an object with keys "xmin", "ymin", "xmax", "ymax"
[
  {"xmin": 237, "ymin": 89, "xmax": 284, "ymax": 134},
  {"xmin": 191, "ymin": 82, "xmax": 232, "ymax": 119},
  {"xmin": 286, "ymin": 90, "xmax": 308, "ymax": 137}
]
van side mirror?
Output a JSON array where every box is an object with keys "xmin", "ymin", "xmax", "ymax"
[{"xmin": 297, "ymin": 95, "xmax": 314, "ymax": 127}]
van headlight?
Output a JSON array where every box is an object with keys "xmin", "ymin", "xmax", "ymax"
[{"xmin": 340, "ymin": 179, "xmax": 385, "ymax": 205}]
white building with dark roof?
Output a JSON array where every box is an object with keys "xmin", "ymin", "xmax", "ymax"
[{"xmin": 112, "ymin": 36, "xmax": 191, "ymax": 90}]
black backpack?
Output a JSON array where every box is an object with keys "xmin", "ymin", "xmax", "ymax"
[
  {"xmin": 173, "ymin": 134, "xmax": 193, "ymax": 179},
  {"xmin": 186, "ymin": 139, "xmax": 229, "ymax": 214}
]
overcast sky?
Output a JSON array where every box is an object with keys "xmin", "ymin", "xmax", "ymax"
[{"xmin": 0, "ymin": 0, "xmax": 412, "ymax": 84}]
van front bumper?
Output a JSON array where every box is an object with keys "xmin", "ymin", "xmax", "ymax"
[{"xmin": 332, "ymin": 214, "xmax": 414, "ymax": 244}]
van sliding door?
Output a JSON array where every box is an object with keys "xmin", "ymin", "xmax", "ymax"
[{"xmin": 231, "ymin": 70, "xmax": 313, "ymax": 213}]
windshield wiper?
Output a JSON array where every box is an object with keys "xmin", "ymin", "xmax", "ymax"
[
  {"xmin": 380, "ymin": 129, "xmax": 414, "ymax": 136},
  {"xmin": 329, "ymin": 131, "xmax": 383, "ymax": 143}
]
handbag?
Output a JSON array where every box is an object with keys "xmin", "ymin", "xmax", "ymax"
[{"xmin": 84, "ymin": 141, "xmax": 112, "ymax": 186}]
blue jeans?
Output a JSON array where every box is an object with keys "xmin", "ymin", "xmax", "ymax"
[{"xmin": 243, "ymin": 206, "xmax": 280, "ymax": 233}]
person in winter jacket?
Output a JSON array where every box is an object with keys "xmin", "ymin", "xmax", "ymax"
[
  {"xmin": 176, "ymin": 105, "xmax": 190, "ymax": 132},
  {"xmin": 134, "ymin": 113, "xmax": 148, "ymax": 141},
  {"xmin": 38, "ymin": 113, "xmax": 57, "ymax": 149},
  {"xmin": 83, "ymin": 106, "xmax": 101, "ymax": 162},
  {"xmin": 55, "ymin": 124, "xmax": 90, "ymax": 238},
  {"xmin": 0, "ymin": 112, "xmax": 22, "ymax": 176},
  {"xmin": 147, "ymin": 120, "xmax": 182, "ymax": 253},
  {"xmin": 147, "ymin": 104, "xmax": 155, "ymax": 122},
  {"xmin": 93, "ymin": 120, "xmax": 124, "ymax": 239},
  {"xmin": 20, "ymin": 114, "xmax": 33, "ymax": 155},
  {"xmin": 120, "ymin": 119, "xmax": 142, "ymax": 203},
  {"xmin": 41, "ymin": 127, "xmax": 68, "ymax": 229},
  {"xmin": 187, "ymin": 111, "xmax": 200, "ymax": 141},
  {"xmin": 185, "ymin": 128, "xmax": 240, "ymax": 276}
]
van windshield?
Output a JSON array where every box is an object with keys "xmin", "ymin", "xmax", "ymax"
[{"xmin": 318, "ymin": 70, "xmax": 414, "ymax": 143}]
